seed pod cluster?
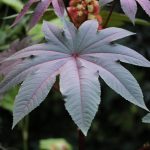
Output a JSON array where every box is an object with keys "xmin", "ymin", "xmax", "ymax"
[{"xmin": 68, "ymin": 0, "xmax": 102, "ymax": 29}]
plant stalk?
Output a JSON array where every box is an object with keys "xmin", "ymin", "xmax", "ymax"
[
  {"xmin": 22, "ymin": 116, "xmax": 29, "ymax": 150},
  {"xmin": 78, "ymin": 129, "xmax": 86, "ymax": 150},
  {"xmin": 103, "ymin": 0, "xmax": 117, "ymax": 28}
]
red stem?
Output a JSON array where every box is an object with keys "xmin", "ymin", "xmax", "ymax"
[
  {"xmin": 103, "ymin": 0, "xmax": 116, "ymax": 28},
  {"xmin": 78, "ymin": 129, "xmax": 86, "ymax": 150}
]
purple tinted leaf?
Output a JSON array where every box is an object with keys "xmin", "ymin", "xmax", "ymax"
[
  {"xmin": 78, "ymin": 21, "xmax": 134, "ymax": 53},
  {"xmin": 76, "ymin": 20, "xmax": 99, "ymax": 53},
  {"xmin": 60, "ymin": 58, "xmax": 100, "ymax": 135},
  {"xmin": 12, "ymin": 0, "xmax": 38, "ymax": 27},
  {"xmin": 0, "ymin": 40, "xmax": 20, "ymax": 75},
  {"xmin": 42, "ymin": 21, "xmax": 73, "ymax": 53},
  {"xmin": 13, "ymin": 60, "xmax": 67, "ymax": 128},
  {"xmin": 0, "ymin": 37, "xmax": 33, "ymax": 76},
  {"xmin": 0, "ymin": 62, "xmax": 36, "ymax": 95},
  {"xmin": 120, "ymin": 0, "xmax": 137, "ymax": 23},
  {"xmin": 136, "ymin": 0, "xmax": 150, "ymax": 16},
  {"xmin": 52, "ymin": 0, "xmax": 65, "ymax": 17},
  {"xmin": 0, "ymin": 53, "xmax": 69, "ymax": 94},
  {"xmin": 1, "ymin": 20, "xmax": 149, "ymax": 135},
  {"xmin": 63, "ymin": 19, "xmax": 77, "ymax": 41},
  {"xmin": 81, "ymin": 44, "xmax": 150, "ymax": 67},
  {"xmin": 80, "ymin": 58, "xmax": 148, "ymax": 111},
  {"xmin": 99, "ymin": 0, "xmax": 150, "ymax": 23},
  {"xmin": 28, "ymin": 0, "xmax": 52, "ymax": 29},
  {"xmin": 3, "ymin": 44, "xmax": 69, "ymax": 62},
  {"xmin": 0, "ymin": 61, "xmax": 21, "ymax": 77}
]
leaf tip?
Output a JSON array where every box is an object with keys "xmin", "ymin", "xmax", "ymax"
[
  {"xmin": 80, "ymin": 128, "xmax": 88, "ymax": 136},
  {"xmin": 136, "ymin": 101, "xmax": 149, "ymax": 112},
  {"xmin": 12, "ymin": 121, "xmax": 17, "ymax": 130},
  {"xmin": 142, "ymin": 113, "xmax": 150, "ymax": 123}
]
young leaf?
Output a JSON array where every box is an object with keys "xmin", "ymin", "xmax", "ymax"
[
  {"xmin": 12, "ymin": 0, "xmax": 38, "ymax": 27},
  {"xmin": 0, "ymin": 20, "xmax": 150, "ymax": 135},
  {"xmin": 52, "ymin": 0, "xmax": 65, "ymax": 17},
  {"xmin": 28, "ymin": 0, "xmax": 52, "ymax": 30},
  {"xmin": 99, "ymin": 0, "xmax": 150, "ymax": 22}
]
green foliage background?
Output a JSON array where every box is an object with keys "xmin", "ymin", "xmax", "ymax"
[{"xmin": 0, "ymin": 0, "xmax": 150, "ymax": 150}]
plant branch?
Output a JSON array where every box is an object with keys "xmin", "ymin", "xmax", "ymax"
[
  {"xmin": 78, "ymin": 129, "xmax": 86, "ymax": 150},
  {"xmin": 22, "ymin": 116, "xmax": 29, "ymax": 150},
  {"xmin": 103, "ymin": 0, "xmax": 117, "ymax": 28}
]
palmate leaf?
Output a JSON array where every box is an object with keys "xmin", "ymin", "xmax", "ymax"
[
  {"xmin": 0, "ymin": 20, "xmax": 150, "ymax": 135},
  {"xmin": 99, "ymin": 0, "xmax": 150, "ymax": 23}
]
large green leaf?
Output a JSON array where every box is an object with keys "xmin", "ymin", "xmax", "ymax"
[{"xmin": 0, "ymin": 0, "xmax": 23, "ymax": 12}]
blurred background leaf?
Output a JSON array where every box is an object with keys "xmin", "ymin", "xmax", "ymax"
[
  {"xmin": 0, "ymin": 87, "xmax": 18, "ymax": 112},
  {"xmin": 0, "ymin": 0, "xmax": 23, "ymax": 12}
]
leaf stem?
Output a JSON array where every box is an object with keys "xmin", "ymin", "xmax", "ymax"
[
  {"xmin": 22, "ymin": 116, "xmax": 29, "ymax": 150},
  {"xmin": 103, "ymin": 0, "xmax": 117, "ymax": 28},
  {"xmin": 78, "ymin": 129, "xmax": 86, "ymax": 150}
]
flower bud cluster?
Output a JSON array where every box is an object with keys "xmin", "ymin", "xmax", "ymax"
[{"xmin": 68, "ymin": 0, "xmax": 102, "ymax": 29}]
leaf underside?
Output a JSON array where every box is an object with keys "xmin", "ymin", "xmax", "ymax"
[{"xmin": 0, "ymin": 20, "xmax": 150, "ymax": 135}]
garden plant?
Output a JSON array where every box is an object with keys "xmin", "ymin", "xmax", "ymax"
[{"xmin": 0, "ymin": 0, "xmax": 150, "ymax": 150}]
